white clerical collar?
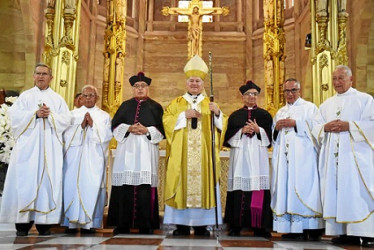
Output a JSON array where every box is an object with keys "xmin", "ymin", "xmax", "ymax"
[
  {"xmin": 35, "ymin": 86, "xmax": 50, "ymax": 92},
  {"xmin": 85, "ymin": 105, "xmax": 96, "ymax": 110},
  {"xmin": 287, "ymin": 97, "xmax": 301, "ymax": 107},
  {"xmin": 337, "ymin": 87, "xmax": 354, "ymax": 96}
]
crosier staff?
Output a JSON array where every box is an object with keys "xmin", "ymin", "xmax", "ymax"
[{"xmin": 208, "ymin": 51, "xmax": 219, "ymax": 239}]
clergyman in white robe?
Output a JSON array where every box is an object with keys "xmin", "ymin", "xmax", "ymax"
[
  {"xmin": 271, "ymin": 96, "xmax": 324, "ymax": 235},
  {"xmin": 0, "ymin": 85, "xmax": 70, "ymax": 230},
  {"xmin": 312, "ymin": 66, "xmax": 374, "ymax": 244},
  {"xmin": 61, "ymin": 105, "xmax": 112, "ymax": 230}
]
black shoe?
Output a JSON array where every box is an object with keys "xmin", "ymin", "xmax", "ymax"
[
  {"xmin": 38, "ymin": 230, "xmax": 51, "ymax": 236},
  {"xmin": 139, "ymin": 228, "xmax": 153, "ymax": 234},
  {"xmin": 306, "ymin": 229, "xmax": 322, "ymax": 241},
  {"xmin": 64, "ymin": 228, "xmax": 78, "ymax": 234},
  {"xmin": 281, "ymin": 233, "xmax": 306, "ymax": 240},
  {"xmin": 81, "ymin": 228, "xmax": 96, "ymax": 234},
  {"xmin": 253, "ymin": 228, "xmax": 271, "ymax": 238},
  {"xmin": 16, "ymin": 231, "xmax": 28, "ymax": 236},
  {"xmin": 308, "ymin": 235, "xmax": 321, "ymax": 241},
  {"xmin": 113, "ymin": 227, "xmax": 130, "ymax": 235},
  {"xmin": 194, "ymin": 228, "xmax": 210, "ymax": 236},
  {"xmin": 362, "ymin": 237, "xmax": 374, "ymax": 248},
  {"xmin": 228, "ymin": 228, "xmax": 241, "ymax": 236},
  {"xmin": 172, "ymin": 228, "xmax": 190, "ymax": 236},
  {"xmin": 332, "ymin": 235, "xmax": 361, "ymax": 245}
]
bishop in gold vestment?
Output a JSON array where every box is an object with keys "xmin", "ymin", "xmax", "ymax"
[{"xmin": 163, "ymin": 55, "xmax": 227, "ymax": 236}]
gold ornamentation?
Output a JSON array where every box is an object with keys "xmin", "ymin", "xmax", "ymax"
[
  {"xmin": 162, "ymin": 0, "xmax": 229, "ymax": 59},
  {"xmin": 102, "ymin": 0, "xmax": 127, "ymax": 118},
  {"xmin": 311, "ymin": 0, "xmax": 349, "ymax": 106},
  {"xmin": 42, "ymin": 0, "xmax": 81, "ymax": 109},
  {"xmin": 186, "ymin": 111, "xmax": 202, "ymax": 208},
  {"xmin": 263, "ymin": 0, "xmax": 286, "ymax": 116}
]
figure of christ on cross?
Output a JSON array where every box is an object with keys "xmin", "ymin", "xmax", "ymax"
[{"xmin": 162, "ymin": 0, "xmax": 229, "ymax": 58}]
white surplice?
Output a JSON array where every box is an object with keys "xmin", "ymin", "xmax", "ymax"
[
  {"xmin": 0, "ymin": 87, "xmax": 71, "ymax": 224},
  {"xmin": 226, "ymin": 120, "xmax": 271, "ymax": 192},
  {"xmin": 112, "ymin": 121, "xmax": 164, "ymax": 188},
  {"xmin": 61, "ymin": 106, "xmax": 112, "ymax": 229},
  {"xmin": 271, "ymin": 98, "xmax": 324, "ymax": 233},
  {"xmin": 312, "ymin": 88, "xmax": 374, "ymax": 237}
]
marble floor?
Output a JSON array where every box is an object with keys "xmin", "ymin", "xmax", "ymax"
[{"xmin": 0, "ymin": 226, "xmax": 371, "ymax": 250}]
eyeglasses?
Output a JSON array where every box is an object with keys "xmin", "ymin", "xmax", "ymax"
[
  {"xmin": 283, "ymin": 88, "xmax": 299, "ymax": 94},
  {"xmin": 243, "ymin": 92, "xmax": 258, "ymax": 97},
  {"xmin": 82, "ymin": 94, "xmax": 96, "ymax": 98},
  {"xmin": 35, "ymin": 72, "xmax": 50, "ymax": 76},
  {"xmin": 133, "ymin": 83, "xmax": 148, "ymax": 89}
]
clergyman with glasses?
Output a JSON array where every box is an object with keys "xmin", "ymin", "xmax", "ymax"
[
  {"xmin": 0, "ymin": 63, "xmax": 71, "ymax": 236},
  {"xmin": 223, "ymin": 80, "xmax": 273, "ymax": 237},
  {"xmin": 107, "ymin": 72, "xmax": 164, "ymax": 235},
  {"xmin": 61, "ymin": 85, "xmax": 112, "ymax": 234},
  {"xmin": 271, "ymin": 78, "xmax": 324, "ymax": 240}
]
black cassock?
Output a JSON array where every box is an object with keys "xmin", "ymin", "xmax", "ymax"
[
  {"xmin": 223, "ymin": 106, "xmax": 273, "ymax": 234},
  {"xmin": 107, "ymin": 98, "xmax": 164, "ymax": 233}
]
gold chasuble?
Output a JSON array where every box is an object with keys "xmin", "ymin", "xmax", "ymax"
[{"xmin": 163, "ymin": 96, "xmax": 227, "ymax": 209}]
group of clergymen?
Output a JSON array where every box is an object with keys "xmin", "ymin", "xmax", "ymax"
[{"xmin": 0, "ymin": 55, "xmax": 373, "ymax": 247}]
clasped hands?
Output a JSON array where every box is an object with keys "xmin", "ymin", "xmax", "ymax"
[
  {"xmin": 128, "ymin": 122, "xmax": 148, "ymax": 135},
  {"xmin": 36, "ymin": 103, "xmax": 50, "ymax": 118},
  {"xmin": 275, "ymin": 118, "xmax": 296, "ymax": 131},
  {"xmin": 185, "ymin": 102, "xmax": 220, "ymax": 119},
  {"xmin": 324, "ymin": 119, "xmax": 349, "ymax": 133},
  {"xmin": 81, "ymin": 112, "xmax": 93, "ymax": 128},
  {"xmin": 242, "ymin": 119, "xmax": 260, "ymax": 134}
]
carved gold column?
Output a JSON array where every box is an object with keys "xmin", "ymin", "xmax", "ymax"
[
  {"xmin": 43, "ymin": 0, "xmax": 81, "ymax": 109},
  {"xmin": 102, "ymin": 0, "xmax": 126, "ymax": 118},
  {"xmin": 311, "ymin": 0, "xmax": 349, "ymax": 106},
  {"xmin": 263, "ymin": 0, "xmax": 286, "ymax": 116}
]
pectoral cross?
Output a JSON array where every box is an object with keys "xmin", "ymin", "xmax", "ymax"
[{"xmin": 162, "ymin": 0, "xmax": 229, "ymax": 59}]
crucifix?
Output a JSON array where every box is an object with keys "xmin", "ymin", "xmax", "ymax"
[{"xmin": 162, "ymin": 0, "xmax": 229, "ymax": 59}]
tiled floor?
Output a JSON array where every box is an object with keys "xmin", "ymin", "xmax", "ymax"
[{"xmin": 0, "ymin": 227, "xmax": 371, "ymax": 250}]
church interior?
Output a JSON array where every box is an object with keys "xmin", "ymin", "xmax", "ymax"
[{"xmin": 0, "ymin": 0, "xmax": 374, "ymax": 249}]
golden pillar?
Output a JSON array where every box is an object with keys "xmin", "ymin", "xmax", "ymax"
[
  {"xmin": 311, "ymin": 0, "xmax": 349, "ymax": 106},
  {"xmin": 102, "ymin": 0, "xmax": 127, "ymax": 118},
  {"xmin": 43, "ymin": 0, "xmax": 81, "ymax": 109},
  {"xmin": 263, "ymin": 0, "xmax": 286, "ymax": 116}
]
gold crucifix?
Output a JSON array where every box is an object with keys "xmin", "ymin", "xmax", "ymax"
[{"xmin": 162, "ymin": 0, "xmax": 229, "ymax": 59}]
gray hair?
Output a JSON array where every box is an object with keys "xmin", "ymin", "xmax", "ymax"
[
  {"xmin": 335, "ymin": 65, "xmax": 352, "ymax": 77},
  {"xmin": 81, "ymin": 85, "xmax": 98, "ymax": 95},
  {"xmin": 34, "ymin": 63, "xmax": 52, "ymax": 75},
  {"xmin": 284, "ymin": 78, "xmax": 301, "ymax": 88}
]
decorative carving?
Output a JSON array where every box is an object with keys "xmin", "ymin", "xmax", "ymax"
[
  {"xmin": 264, "ymin": 0, "xmax": 274, "ymax": 22},
  {"xmin": 60, "ymin": 79, "xmax": 68, "ymax": 87},
  {"xmin": 311, "ymin": 0, "xmax": 349, "ymax": 106},
  {"xmin": 316, "ymin": 0, "xmax": 328, "ymax": 17},
  {"xmin": 102, "ymin": 0, "xmax": 127, "ymax": 118},
  {"xmin": 115, "ymin": 0, "xmax": 126, "ymax": 24},
  {"xmin": 47, "ymin": 0, "xmax": 55, "ymax": 8},
  {"xmin": 62, "ymin": 51, "xmax": 71, "ymax": 65},
  {"xmin": 162, "ymin": 0, "xmax": 229, "ymax": 58},
  {"xmin": 321, "ymin": 83, "xmax": 329, "ymax": 91},
  {"xmin": 114, "ymin": 52, "xmax": 124, "ymax": 102},
  {"xmin": 60, "ymin": 9, "xmax": 76, "ymax": 50},
  {"xmin": 263, "ymin": 0, "xmax": 286, "ymax": 116}
]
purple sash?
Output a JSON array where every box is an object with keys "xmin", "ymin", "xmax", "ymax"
[{"xmin": 250, "ymin": 190, "xmax": 264, "ymax": 228}]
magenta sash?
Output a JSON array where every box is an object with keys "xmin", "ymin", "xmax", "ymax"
[{"xmin": 250, "ymin": 190, "xmax": 264, "ymax": 228}]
